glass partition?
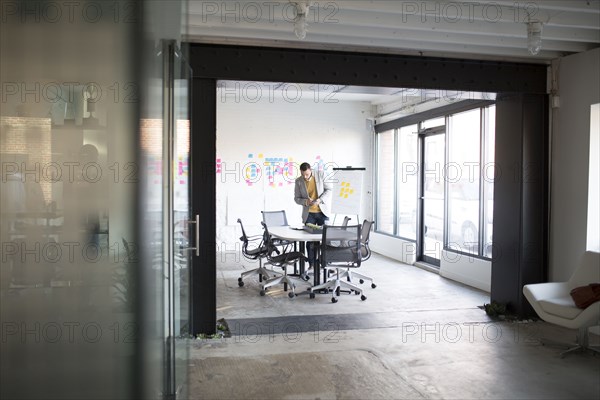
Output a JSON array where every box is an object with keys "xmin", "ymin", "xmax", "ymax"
[
  {"xmin": 172, "ymin": 43, "xmax": 192, "ymax": 398},
  {"xmin": 1, "ymin": 2, "xmax": 139, "ymax": 398}
]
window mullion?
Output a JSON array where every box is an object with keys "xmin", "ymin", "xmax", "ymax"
[
  {"xmin": 478, "ymin": 108, "xmax": 486, "ymax": 257},
  {"xmin": 393, "ymin": 129, "xmax": 399, "ymax": 236}
]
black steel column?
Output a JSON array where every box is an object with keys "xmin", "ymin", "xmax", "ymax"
[
  {"xmin": 492, "ymin": 93, "xmax": 549, "ymax": 317},
  {"xmin": 190, "ymin": 78, "xmax": 217, "ymax": 335}
]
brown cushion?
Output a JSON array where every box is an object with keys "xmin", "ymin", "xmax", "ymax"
[{"xmin": 570, "ymin": 283, "xmax": 600, "ymax": 309}]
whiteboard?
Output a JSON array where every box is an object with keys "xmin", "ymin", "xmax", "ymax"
[{"xmin": 331, "ymin": 169, "xmax": 364, "ymax": 216}]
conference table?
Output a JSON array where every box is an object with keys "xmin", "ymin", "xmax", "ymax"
[
  {"xmin": 267, "ymin": 226, "xmax": 325, "ymax": 286},
  {"xmin": 268, "ymin": 225, "xmax": 358, "ymax": 289}
]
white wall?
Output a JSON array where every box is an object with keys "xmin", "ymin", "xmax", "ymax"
[
  {"xmin": 369, "ymin": 234, "xmax": 491, "ymax": 291},
  {"xmin": 216, "ymin": 88, "xmax": 374, "ymax": 245},
  {"xmin": 440, "ymin": 250, "xmax": 491, "ymax": 292},
  {"xmin": 550, "ymin": 48, "xmax": 600, "ymax": 281},
  {"xmin": 369, "ymin": 233, "xmax": 417, "ymax": 265}
]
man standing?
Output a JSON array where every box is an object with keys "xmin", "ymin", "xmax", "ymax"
[
  {"xmin": 294, "ymin": 162, "xmax": 332, "ymax": 225},
  {"xmin": 294, "ymin": 162, "xmax": 332, "ymax": 268}
]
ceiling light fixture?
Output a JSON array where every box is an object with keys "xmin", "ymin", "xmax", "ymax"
[
  {"xmin": 527, "ymin": 21, "xmax": 543, "ymax": 55},
  {"xmin": 292, "ymin": 1, "xmax": 311, "ymax": 40}
]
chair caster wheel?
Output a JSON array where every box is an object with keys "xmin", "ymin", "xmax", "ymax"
[
  {"xmin": 359, "ymin": 279, "xmax": 364, "ymax": 284},
  {"xmin": 259, "ymin": 290, "xmax": 266, "ymax": 296},
  {"xmin": 361, "ymin": 295, "xmax": 367, "ymax": 301},
  {"xmin": 302, "ymin": 274, "xmax": 309, "ymax": 281},
  {"xmin": 238, "ymin": 277, "xmax": 242, "ymax": 282},
  {"xmin": 331, "ymin": 297, "xmax": 338, "ymax": 303},
  {"xmin": 371, "ymin": 283, "xmax": 377, "ymax": 289},
  {"xmin": 288, "ymin": 292, "xmax": 295, "ymax": 298},
  {"xmin": 238, "ymin": 281, "xmax": 244, "ymax": 287},
  {"xmin": 354, "ymin": 291, "xmax": 360, "ymax": 295},
  {"xmin": 309, "ymin": 292, "xmax": 315, "ymax": 299}
]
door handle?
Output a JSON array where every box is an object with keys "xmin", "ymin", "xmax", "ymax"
[{"xmin": 180, "ymin": 214, "xmax": 200, "ymax": 256}]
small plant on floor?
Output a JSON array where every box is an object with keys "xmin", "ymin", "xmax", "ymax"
[
  {"xmin": 483, "ymin": 301, "xmax": 507, "ymax": 318},
  {"xmin": 192, "ymin": 318, "xmax": 231, "ymax": 340}
]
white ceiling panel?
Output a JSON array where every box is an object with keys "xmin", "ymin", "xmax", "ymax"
[{"xmin": 184, "ymin": 0, "xmax": 600, "ymax": 63}]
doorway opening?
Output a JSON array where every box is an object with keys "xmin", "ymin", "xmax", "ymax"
[{"xmin": 214, "ymin": 80, "xmax": 492, "ymax": 325}]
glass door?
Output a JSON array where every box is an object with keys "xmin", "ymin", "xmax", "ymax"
[
  {"xmin": 163, "ymin": 40, "xmax": 193, "ymax": 399},
  {"xmin": 172, "ymin": 42, "xmax": 193, "ymax": 399},
  {"xmin": 141, "ymin": 39, "xmax": 193, "ymax": 400},
  {"xmin": 419, "ymin": 127, "xmax": 446, "ymax": 266}
]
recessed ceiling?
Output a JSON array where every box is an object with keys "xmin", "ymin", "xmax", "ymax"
[
  {"xmin": 184, "ymin": 0, "xmax": 600, "ymax": 64},
  {"xmin": 217, "ymin": 80, "xmax": 496, "ymax": 124}
]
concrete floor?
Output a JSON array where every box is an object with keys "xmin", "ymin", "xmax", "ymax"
[{"xmin": 185, "ymin": 252, "xmax": 600, "ymax": 399}]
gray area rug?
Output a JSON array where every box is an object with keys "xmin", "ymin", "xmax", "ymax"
[{"xmin": 225, "ymin": 309, "xmax": 488, "ymax": 337}]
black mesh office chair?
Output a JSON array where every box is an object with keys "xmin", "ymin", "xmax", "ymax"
[
  {"xmin": 260, "ymin": 221, "xmax": 307, "ymax": 298},
  {"xmin": 237, "ymin": 219, "xmax": 279, "ymax": 287},
  {"xmin": 309, "ymin": 224, "xmax": 367, "ymax": 303},
  {"xmin": 261, "ymin": 210, "xmax": 294, "ymax": 248},
  {"xmin": 301, "ymin": 216, "xmax": 351, "ymax": 282},
  {"xmin": 346, "ymin": 220, "xmax": 376, "ymax": 288},
  {"xmin": 261, "ymin": 210, "xmax": 289, "ymax": 226}
]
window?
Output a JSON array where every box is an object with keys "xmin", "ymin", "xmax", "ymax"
[
  {"xmin": 483, "ymin": 106, "xmax": 496, "ymax": 257},
  {"xmin": 587, "ymin": 104, "xmax": 599, "ymax": 252},
  {"xmin": 396, "ymin": 125, "xmax": 418, "ymax": 239},
  {"xmin": 376, "ymin": 130, "xmax": 395, "ymax": 234},
  {"xmin": 447, "ymin": 108, "xmax": 481, "ymax": 254},
  {"xmin": 375, "ymin": 104, "xmax": 496, "ymax": 260}
]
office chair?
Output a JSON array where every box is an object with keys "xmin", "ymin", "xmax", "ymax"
[
  {"xmin": 346, "ymin": 220, "xmax": 376, "ymax": 289},
  {"xmin": 523, "ymin": 251, "xmax": 600, "ymax": 357},
  {"xmin": 323, "ymin": 220, "xmax": 376, "ymax": 289},
  {"xmin": 301, "ymin": 216, "xmax": 352, "ymax": 281},
  {"xmin": 261, "ymin": 210, "xmax": 289, "ymax": 226},
  {"xmin": 260, "ymin": 221, "xmax": 308, "ymax": 298},
  {"xmin": 261, "ymin": 210, "xmax": 294, "ymax": 246},
  {"xmin": 309, "ymin": 224, "xmax": 367, "ymax": 303},
  {"xmin": 236, "ymin": 219, "xmax": 279, "ymax": 287}
]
